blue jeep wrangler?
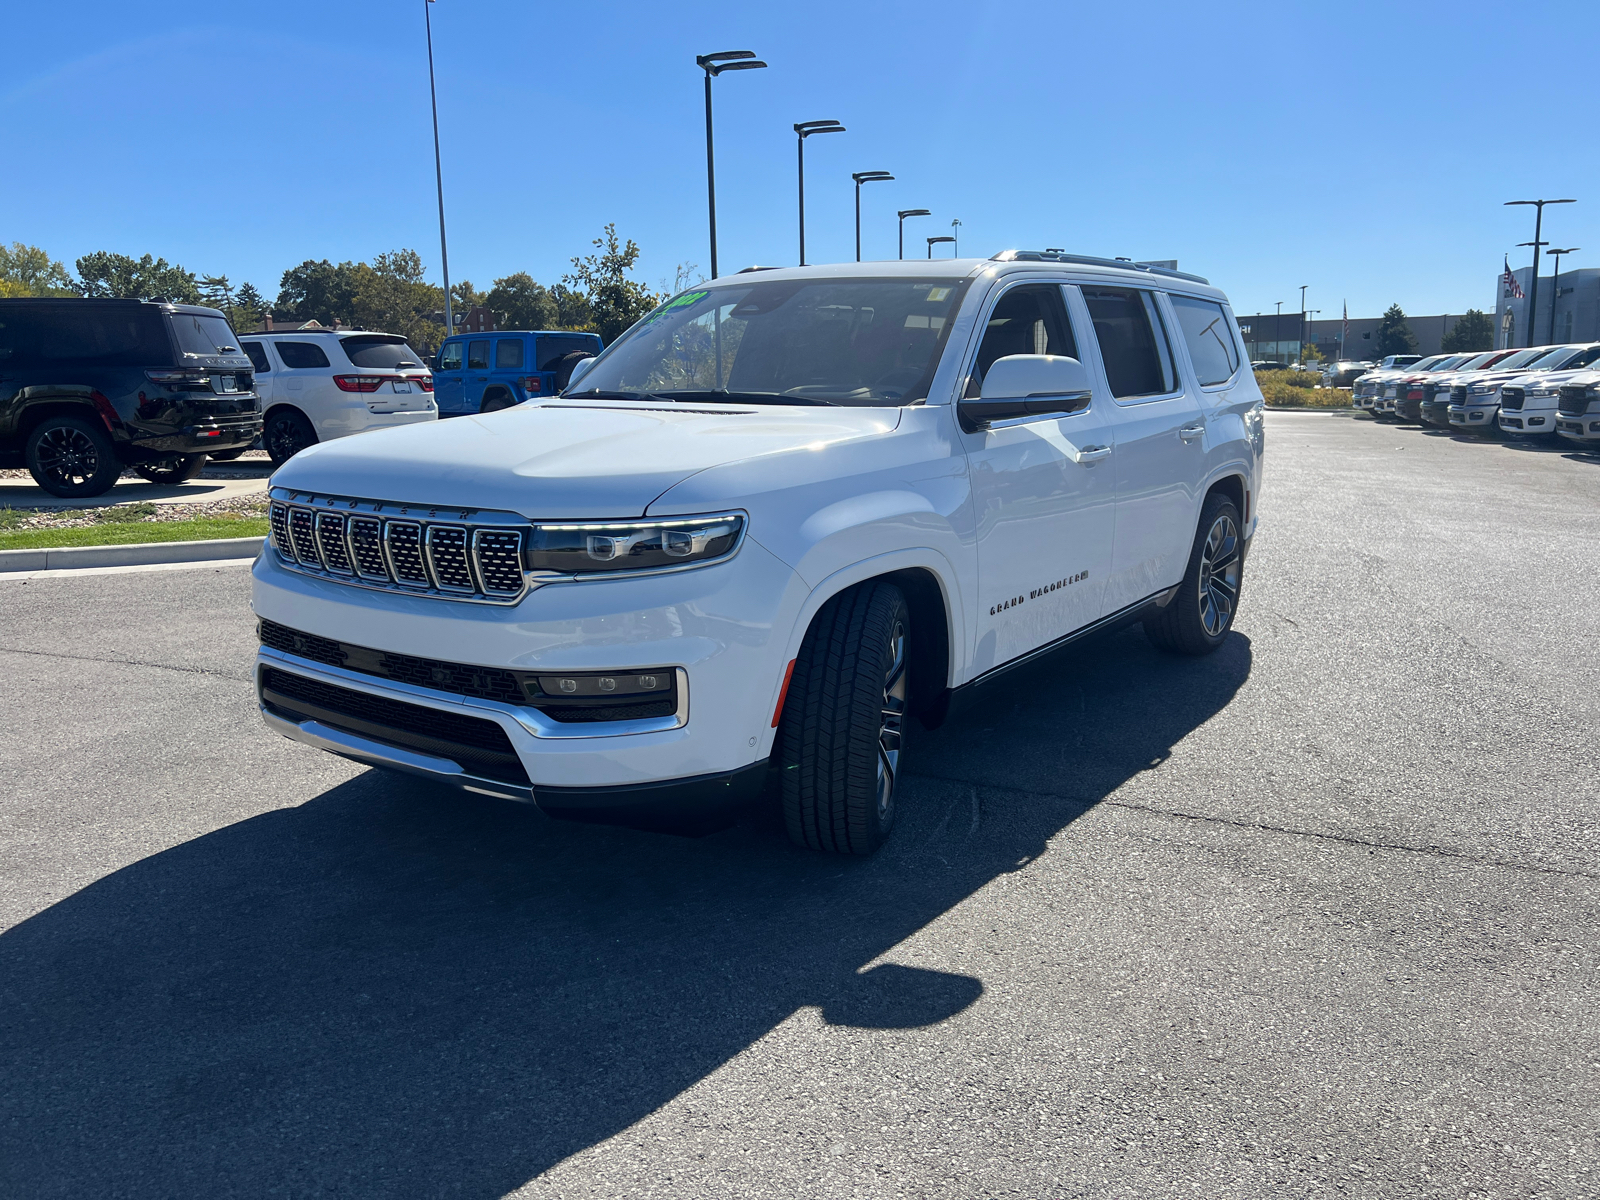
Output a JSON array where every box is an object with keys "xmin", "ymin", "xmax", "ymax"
[{"xmin": 432, "ymin": 330, "xmax": 602, "ymax": 416}]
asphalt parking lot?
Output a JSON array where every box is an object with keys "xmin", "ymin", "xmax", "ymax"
[{"xmin": 1, "ymin": 411, "xmax": 1596, "ymax": 1199}]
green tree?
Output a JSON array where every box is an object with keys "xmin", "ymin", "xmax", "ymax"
[
  {"xmin": 199, "ymin": 274, "xmax": 235, "ymax": 311},
  {"xmin": 485, "ymin": 272, "xmax": 558, "ymax": 330},
  {"xmin": 1373, "ymin": 303, "xmax": 1418, "ymax": 358},
  {"xmin": 563, "ymin": 223, "xmax": 658, "ymax": 344},
  {"xmin": 0, "ymin": 243, "xmax": 77, "ymax": 296},
  {"xmin": 1441, "ymin": 309, "xmax": 1494, "ymax": 353},
  {"xmin": 351, "ymin": 249, "xmax": 445, "ymax": 347},
  {"xmin": 76, "ymin": 251, "xmax": 201, "ymax": 303},
  {"xmin": 232, "ymin": 282, "xmax": 268, "ymax": 332},
  {"xmin": 451, "ymin": 280, "xmax": 487, "ymax": 313},
  {"xmin": 275, "ymin": 259, "xmax": 366, "ymax": 326},
  {"xmin": 550, "ymin": 283, "xmax": 593, "ymax": 331},
  {"xmin": 1300, "ymin": 344, "xmax": 1325, "ymax": 365}
]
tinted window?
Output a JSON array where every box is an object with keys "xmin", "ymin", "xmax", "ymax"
[
  {"xmin": 537, "ymin": 334, "xmax": 602, "ymax": 371},
  {"xmin": 574, "ymin": 279, "xmax": 970, "ymax": 406},
  {"xmin": 467, "ymin": 340, "xmax": 490, "ymax": 370},
  {"xmin": 169, "ymin": 311, "xmax": 240, "ymax": 356},
  {"xmin": 1083, "ymin": 288, "xmax": 1176, "ymax": 399},
  {"xmin": 965, "ymin": 284, "xmax": 1078, "ymax": 397},
  {"xmin": 340, "ymin": 335, "xmax": 422, "ymax": 369},
  {"xmin": 1169, "ymin": 295, "xmax": 1239, "ymax": 386},
  {"xmin": 275, "ymin": 341, "xmax": 330, "ymax": 369},
  {"xmin": 0, "ymin": 302, "xmax": 172, "ymax": 367},
  {"xmin": 241, "ymin": 341, "xmax": 271, "ymax": 373},
  {"xmin": 437, "ymin": 341, "xmax": 463, "ymax": 370},
  {"xmin": 495, "ymin": 338, "xmax": 525, "ymax": 369}
]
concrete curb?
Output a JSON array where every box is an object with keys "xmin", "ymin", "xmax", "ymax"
[
  {"xmin": 1265, "ymin": 405, "xmax": 1357, "ymax": 413},
  {"xmin": 0, "ymin": 536, "xmax": 263, "ymax": 574}
]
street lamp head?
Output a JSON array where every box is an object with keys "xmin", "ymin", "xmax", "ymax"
[
  {"xmin": 795, "ymin": 120, "xmax": 845, "ymax": 137},
  {"xmin": 1505, "ymin": 198, "xmax": 1576, "ymax": 206},
  {"xmin": 698, "ymin": 50, "xmax": 757, "ymax": 69},
  {"xmin": 710, "ymin": 59, "xmax": 767, "ymax": 75},
  {"xmin": 852, "ymin": 171, "xmax": 894, "ymax": 183},
  {"xmin": 898, "ymin": 208, "xmax": 930, "ymax": 219},
  {"xmin": 1549, "ymin": 246, "xmax": 1580, "ymax": 255}
]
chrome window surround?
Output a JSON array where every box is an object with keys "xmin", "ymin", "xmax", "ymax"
[
  {"xmin": 266, "ymin": 487, "xmax": 749, "ymax": 604},
  {"xmin": 257, "ymin": 646, "xmax": 690, "ymax": 739}
]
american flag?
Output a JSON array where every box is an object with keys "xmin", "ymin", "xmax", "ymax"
[
  {"xmin": 1342, "ymin": 301, "xmax": 1349, "ymax": 342},
  {"xmin": 1503, "ymin": 257, "xmax": 1525, "ymax": 300}
]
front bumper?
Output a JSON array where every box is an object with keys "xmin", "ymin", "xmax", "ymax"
[
  {"xmin": 1498, "ymin": 407, "xmax": 1556, "ymax": 434},
  {"xmin": 1419, "ymin": 399, "xmax": 1454, "ymax": 427},
  {"xmin": 252, "ymin": 530, "xmax": 807, "ymax": 817},
  {"xmin": 1448, "ymin": 403, "xmax": 1498, "ymax": 430},
  {"xmin": 1556, "ymin": 414, "xmax": 1600, "ymax": 443}
]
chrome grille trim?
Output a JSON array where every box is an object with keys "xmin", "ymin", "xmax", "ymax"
[{"xmin": 266, "ymin": 488, "xmax": 534, "ymax": 606}]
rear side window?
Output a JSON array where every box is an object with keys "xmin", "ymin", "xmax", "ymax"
[
  {"xmin": 495, "ymin": 338, "xmax": 525, "ymax": 369},
  {"xmin": 340, "ymin": 335, "xmax": 421, "ymax": 369},
  {"xmin": 1563, "ymin": 346, "xmax": 1600, "ymax": 369},
  {"xmin": 437, "ymin": 342, "xmax": 463, "ymax": 370},
  {"xmin": 537, "ymin": 335, "xmax": 600, "ymax": 371},
  {"xmin": 0, "ymin": 303, "xmax": 173, "ymax": 367},
  {"xmin": 965, "ymin": 284, "xmax": 1078, "ymax": 397},
  {"xmin": 169, "ymin": 311, "xmax": 240, "ymax": 357},
  {"xmin": 467, "ymin": 340, "xmax": 490, "ymax": 370},
  {"xmin": 1168, "ymin": 295, "xmax": 1239, "ymax": 386},
  {"xmin": 275, "ymin": 341, "xmax": 330, "ymax": 369},
  {"xmin": 1083, "ymin": 287, "xmax": 1176, "ymax": 399},
  {"xmin": 241, "ymin": 341, "xmax": 271, "ymax": 372}
]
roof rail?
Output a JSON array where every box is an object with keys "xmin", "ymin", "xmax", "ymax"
[{"xmin": 990, "ymin": 249, "xmax": 1209, "ymax": 286}]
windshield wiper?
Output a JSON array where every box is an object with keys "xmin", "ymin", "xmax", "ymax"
[
  {"xmin": 564, "ymin": 388, "xmax": 678, "ymax": 403},
  {"xmin": 659, "ymin": 389, "xmax": 841, "ymax": 407}
]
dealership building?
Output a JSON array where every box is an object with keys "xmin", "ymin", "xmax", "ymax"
[
  {"xmin": 1493, "ymin": 265, "xmax": 1600, "ymax": 349},
  {"xmin": 1236, "ymin": 311, "xmax": 1477, "ymax": 363}
]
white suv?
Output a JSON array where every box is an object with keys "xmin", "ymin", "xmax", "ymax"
[
  {"xmin": 253, "ymin": 254, "xmax": 1264, "ymax": 852},
  {"xmin": 239, "ymin": 330, "xmax": 437, "ymax": 466},
  {"xmin": 1554, "ymin": 371, "xmax": 1600, "ymax": 447}
]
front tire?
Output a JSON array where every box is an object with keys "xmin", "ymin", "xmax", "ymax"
[
  {"xmin": 25, "ymin": 415, "xmax": 122, "ymax": 498},
  {"xmin": 264, "ymin": 409, "xmax": 317, "ymax": 467},
  {"xmin": 779, "ymin": 582, "xmax": 909, "ymax": 855},
  {"xmin": 1144, "ymin": 493, "xmax": 1243, "ymax": 656},
  {"xmin": 131, "ymin": 454, "xmax": 206, "ymax": 484}
]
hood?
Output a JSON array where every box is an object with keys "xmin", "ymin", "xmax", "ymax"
[
  {"xmin": 1520, "ymin": 367, "xmax": 1600, "ymax": 391},
  {"xmin": 269, "ymin": 400, "xmax": 903, "ymax": 519}
]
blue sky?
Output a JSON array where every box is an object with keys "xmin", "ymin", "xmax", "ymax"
[{"xmin": 3, "ymin": 0, "xmax": 1596, "ymax": 321}]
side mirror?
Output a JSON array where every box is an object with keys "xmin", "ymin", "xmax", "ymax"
[
  {"xmin": 958, "ymin": 354, "xmax": 1093, "ymax": 432},
  {"xmin": 565, "ymin": 355, "xmax": 598, "ymax": 390}
]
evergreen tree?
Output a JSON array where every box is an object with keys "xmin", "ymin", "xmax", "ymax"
[
  {"xmin": 1374, "ymin": 303, "xmax": 1418, "ymax": 358},
  {"xmin": 1440, "ymin": 309, "xmax": 1494, "ymax": 353}
]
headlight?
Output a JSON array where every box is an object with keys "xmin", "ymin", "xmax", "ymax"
[
  {"xmin": 1470, "ymin": 384, "xmax": 1497, "ymax": 395},
  {"xmin": 1529, "ymin": 388, "xmax": 1556, "ymax": 399},
  {"xmin": 525, "ymin": 512, "xmax": 745, "ymax": 576}
]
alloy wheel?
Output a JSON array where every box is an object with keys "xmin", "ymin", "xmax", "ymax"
[
  {"xmin": 877, "ymin": 618, "xmax": 907, "ymax": 821},
  {"xmin": 1197, "ymin": 513, "xmax": 1241, "ymax": 637},
  {"xmin": 266, "ymin": 417, "xmax": 310, "ymax": 463},
  {"xmin": 34, "ymin": 426, "xmax": 103, "ymax": 489}
]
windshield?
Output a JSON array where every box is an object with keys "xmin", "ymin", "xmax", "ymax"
[
  {"xmin": 568, "ymin": 277, "xmax": 971, "ymax": 406},
  {"xmin": 1491, "ymin": 348, "xmax": 1546, "ymax": 370},
  {"xmin": 169, "ymin": 311, "xmax": 240, "ymax": 356},
  {"xmin": 340, "ymin": 335, "xmax": 423, "ymax": 369}
]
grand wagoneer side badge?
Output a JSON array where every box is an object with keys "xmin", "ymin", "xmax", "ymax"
[{"xmin": 991, "ymin": 570, "xmax": 1089, "ymax": 615}]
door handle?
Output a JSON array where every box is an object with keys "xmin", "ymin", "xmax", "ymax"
[
  {"xmin": 1074, "ymin": 445, "xmax": 1111, "ymax": 464},
  {"xmin": 1178, "ymin": 424, "xmax": 1205, "ymax": 441}
]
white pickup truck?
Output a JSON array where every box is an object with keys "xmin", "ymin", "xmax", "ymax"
[{"xmin": 253, "ymin": 253, "xmax": 1264, "ymax": 853}]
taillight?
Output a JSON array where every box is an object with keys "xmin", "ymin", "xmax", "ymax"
[
  {"xmin": 333, "ymin": 375, "xmax": 387, "ymax": 393},
  {"xmin": 414, "ymin": 375, "xmax": 434, "ymax": 392},
  {"xmin": 145, "ymin": 368, "xmax": 210, "ymax": 388},
  {"xmin": 519, "ymin": 376, "xmax": 542, "ymax": 394}
]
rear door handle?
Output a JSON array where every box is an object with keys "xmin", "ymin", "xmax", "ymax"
[
  {"xmin": 1074, "ymin": 445, "xmax": 1112, "ymax": 464},
  {"xmin": 1179, "ymin": 424, "xmax": 1205, "ymax": 441}
]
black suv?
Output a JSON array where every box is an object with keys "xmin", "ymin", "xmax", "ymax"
[{"xmin": 0, "ymin": 298, "xmax": 262, "ymax": 497}]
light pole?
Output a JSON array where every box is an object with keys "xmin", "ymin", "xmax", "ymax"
[
  {"xmin": 697, "ymin": 51, "xmax": 768, "ymax": 280},
  {"xmin": 1298, "ymin": 284, "xmax": 1308, "ymax": 366},
  {"xmin": 1275, "ymin": 301, "xmax": 1284, "ymax": 364},
  {"xmin": 950, "ymin": 218, "xmax": 962, "ymax": 256},
  {"xmin": 1547, "ymin": 247, "xmax": 1579, "ymax": 344},
  {"xmin": 424, "ymin": 0, "xmax": 453, "ymax": 336},
  {"xmin": 897, "ymin": 209, "xmax": 930, "ymax": 260},
  {"xmin": 927, "ymin": 235, "xmax": 955, "ymax": 259},
  {"xmin": 1506, "ymin": 198, "xmax": 1576, "ymax": 347},
  {"xmin": 794, "ymin": 121, "xmax": 845, "ymax": 266},
  {"xmin": 851, "ymin": 171, "xmax": 893, "ymax": 262}
]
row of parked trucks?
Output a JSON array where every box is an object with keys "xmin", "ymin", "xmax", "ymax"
[{"xmin": 1351, "ymin": 344, "xmax": 1600, "ymax": 445}]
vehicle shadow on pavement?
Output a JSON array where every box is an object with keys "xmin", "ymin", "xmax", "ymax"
[{"xmin": 0, "ymin": 626, "xmax": 1250, "ymax": 1198}]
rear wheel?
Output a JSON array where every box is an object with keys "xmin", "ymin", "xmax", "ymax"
[
  {"xmin": 131, "ymin": 454, "xmax": 206, "ymax": 484},
  {"xmin": 779, "ymin": 581, "xmax": 908, "ymax": 855},
  {"xmin": 480, "ymin": 389, "xmax": 515, "ymax": 414},
  {"xmin": 1144, "ymin": 493, "xmax": 1243, "ymax": 656},
  {"xmin": 25, "ymin": 415, "xmax": 121, "ymax": 498},
  {"xmin": 264, "ymin": 409, "xmax": 317, "ymax": 467}
]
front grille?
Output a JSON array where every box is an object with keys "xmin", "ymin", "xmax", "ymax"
[
  {"xmin": 259, "ymin": 619, "xmax": 680, "ymax": 724},
  {"xmin": 260, "ymin": 666, "xmax": 530, "ymax": 785},
  {"xmin": 1558, "ymin": 386, "xmax": 1590, "ymax": 417},
  {"xmin": 1501, "ymin": 387, "xmax": 1524, "ymax": 411},
  {"xmin": 1450, "ymin": 385, "xmax": 1468, "ymax": 403},
  {"xmin": 267, "ymin": 494, "xmax": 530, "ymax": 604}
]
